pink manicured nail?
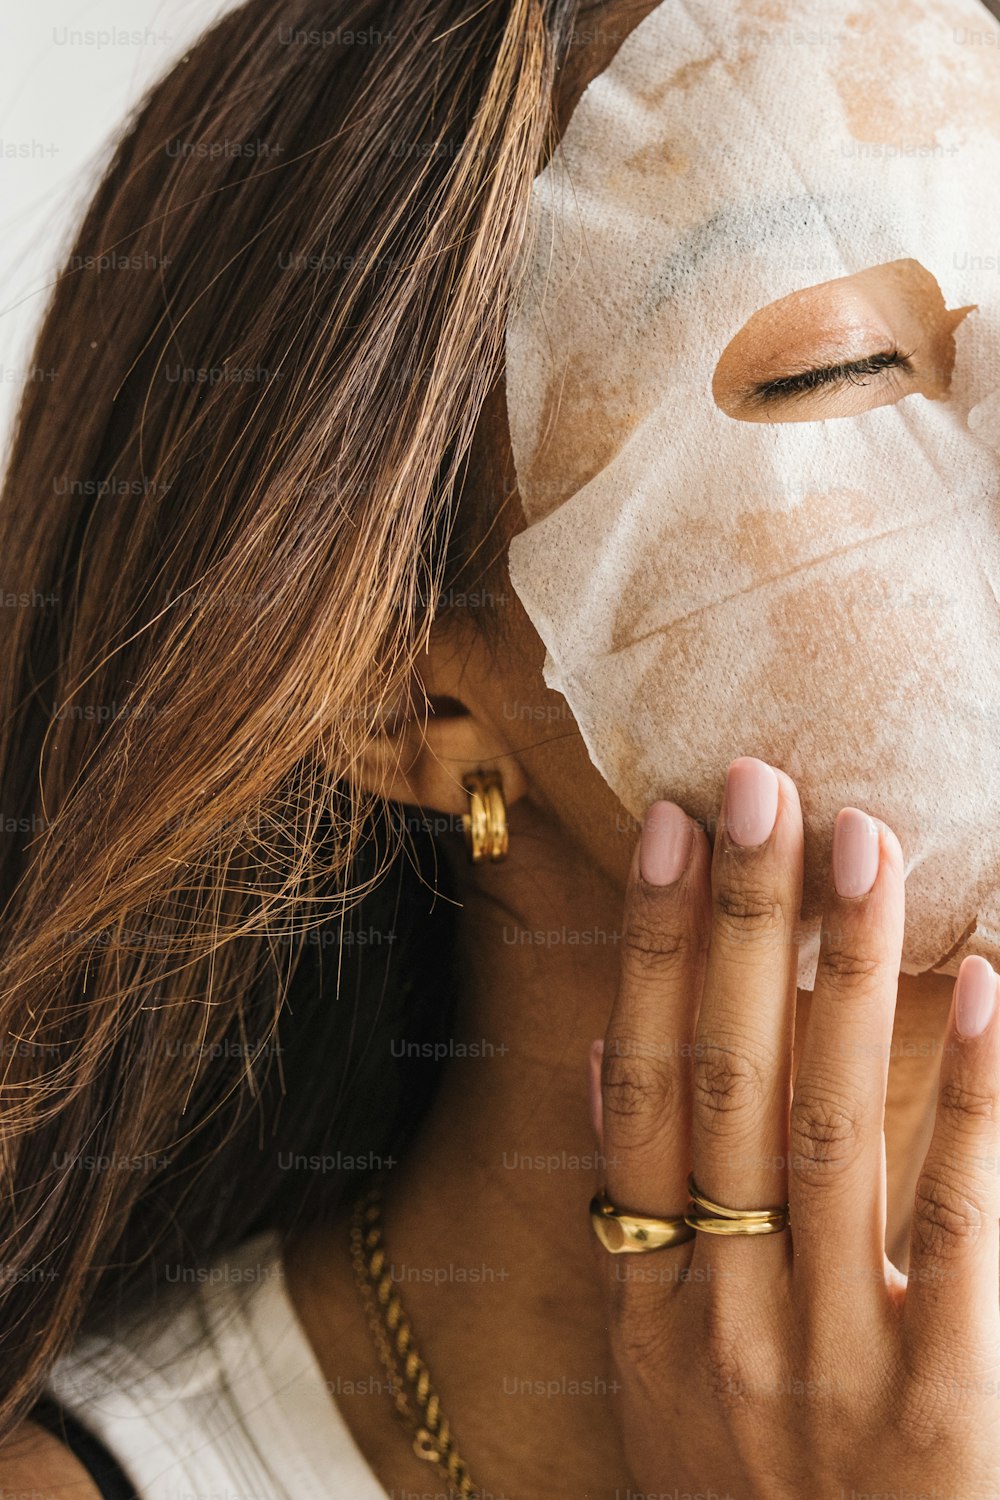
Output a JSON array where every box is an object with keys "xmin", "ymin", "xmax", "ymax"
[
  {"xmin": 955, "ymin": 956, "xmax": 997, "ymax": 1039},
  {"xmin": 832, "ymin": 808, "xmax": 880, "ymax": 898},
  {"xmin": 723, "ymin": 757, "xmax": 778, "ymax": 848},
  {"xmin": 639, "ymin": 801, "xmax": 692, "ymax": 885},
  {"xmin": 589, "ymin": 1039, "xmax": 604, "ymax": 1145}
]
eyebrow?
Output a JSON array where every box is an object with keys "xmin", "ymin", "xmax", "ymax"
[{"xmin": 745, "ymin": 347, "xmax": 914, "ymax": 408}]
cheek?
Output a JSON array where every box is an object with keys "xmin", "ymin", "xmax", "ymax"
[
  {"xmin": 606, "ymin": 482, "xmax": 881, "ymax": 656},
  {"xmin": 496, "ymin": 583, "xmax": 637, "ymax": 888},
  {"xmin": 533, "ymin": 350, "xmax": 640, "ymax": 514},
  {"xmin": 734, "ymin": 484, "xmax": 882, "ymax": 575},
  {"xmin": 532, "ymin": 726, "xmax": 638, "ymax": 891}
]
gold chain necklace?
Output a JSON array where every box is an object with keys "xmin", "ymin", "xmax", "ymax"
[{"xmin": 348, "ymin": 1174, "xmax": 483, "ymax": 1500}]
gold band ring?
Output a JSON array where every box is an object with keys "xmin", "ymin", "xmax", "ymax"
[
  {"xmin": 683, "ymin": 1172, "xmax": 790, "ymax": 1237},
  {"xmin": 589, "ymin": 1188, "xmax": 697, "ymax": 1253}
]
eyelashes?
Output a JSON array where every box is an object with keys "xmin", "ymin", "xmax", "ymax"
[{"xmin": 745, "ymin": 346, "xmax": 916, "ymax": 409}]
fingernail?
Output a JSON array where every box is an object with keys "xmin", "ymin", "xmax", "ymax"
[
  {"xmin": 639, "ymin": 800, "xmax": 693, "ymax": 885},
  {"xmin": 954, "ymin": 956, "xmax": 997, "ymax": 1039},
  {"xmin": 832, "ymin": 808, "xmax": 880, "ymax": 899},
  {"xmin": 723, "ymin": 757, "xmax": 778, "ymax": 848},
  {"xmin": 589, "ymin": 1039, "xmax": 604, "ymax": 1145}
]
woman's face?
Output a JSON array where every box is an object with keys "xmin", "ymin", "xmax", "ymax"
[
  {"xmin": 481, "ymin": 252, "xmax": 976, "ymax": 888},
  {"xmin": 471, "ymin": 1, "xmax": 980, "ymax": 895},
  {"xmin": 462, "ymin": 0, "xmax": 1000, "ymax": 990}
]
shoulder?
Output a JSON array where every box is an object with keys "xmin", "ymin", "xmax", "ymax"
[
  {"xmin": 0, "ymin": 1418, "xmax": 102, "ymax": 1499},
  {"xmin": 11, "ymin": 1231, "xmax": 287, "ymax": 1500},
  {"xmin": 47, "ymin": 1229, "xmax": 284, "ymax": 1408}
]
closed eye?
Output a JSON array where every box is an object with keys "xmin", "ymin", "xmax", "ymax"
[{"xmin": 745, "ymin": 346, "xmax": 916, "ymax": 409}]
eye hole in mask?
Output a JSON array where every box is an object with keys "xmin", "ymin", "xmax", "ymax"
[{"xmin": 712, "ymin": 256, "xmax": 976, "ymax": 424}]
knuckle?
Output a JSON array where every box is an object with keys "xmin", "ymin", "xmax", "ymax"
[
  {"xmin": 798, "ymin": 1346, "xmax": 853, "ymax": 1424},
  {"xmin": 789, "ymin": 1088, "xmax": 865, "ymax": 1187},
  {"xmin": 601, "ymin": 1042, "xmax": 678, "ymax": 1147},
  {"xmin": 698, "ymin": 1304, "xmax": 748, "ymax": 1410},
  {"xmin": 607, "ymin": 1270, "xmax": 675, "ymax": 1365},
  {"xmin": 713, "ymin": 881, "xmax": 785, "ymax": 948},
  {"xmin": 912, "ymin": 1167, "xmax": 985, "ymax": 1261},
  {"xmin": 816, "ymin": 943, "xmax": 883, "ymax": 991},
  {"xmin": 621, "ymin": 911, "xmax": 691, "ymax": 983},
  {"xmin": 703, "ymin": 1332, "xmax": 750, "ymax": 1411},
  {"xmin": 894, "ymin": 1380, "xmax": 954, "ymax": 1458},
  {"xmin": 937, "ymin": 1078, "xmax": 998, "ymax": 1130},
  {"xmin": 899, "ymin": 1328, "xmax": 993, "ymax": 1440},
  {"xmin": 697, "ymin": 1299, "xmax": 778, "ymax": 1413},
  {"xmin": 692, "ymin": 1042, "xmax": 766, "ymax": 1133}
]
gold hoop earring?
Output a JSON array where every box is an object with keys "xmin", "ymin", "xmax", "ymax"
[{"xmin": 462, "ymin": 768, "xmax": 508, "ymax": 863}]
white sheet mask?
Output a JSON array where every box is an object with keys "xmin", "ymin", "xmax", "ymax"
[{"xmin": 504, "ymin": 0, "xmax": 1000, "ymax": 989}]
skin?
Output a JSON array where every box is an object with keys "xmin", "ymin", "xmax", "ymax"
[{"xmin": 712, "ymin": 257, "xmax": 975, "ymax": 421}]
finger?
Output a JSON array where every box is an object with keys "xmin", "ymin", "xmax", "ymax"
[
  {"xmin": 787, "ymin": 811, "xmax": 905, "ymax": 1326},
  {"xmin": 600, "ymin": 799, "xmax": 711, "ymax": 1227},
  {"xmin": 903, "ymin": 955, "xmax": 1000, "ymax": 1373},
  {"xmin": 689, "ymin": 758, "xmax": 802, "ymax": 1235}
]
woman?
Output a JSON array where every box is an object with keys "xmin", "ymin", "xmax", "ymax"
[{"xmin": 2, "ymin": 0, "xmax": 1000, "ymax": 1495}]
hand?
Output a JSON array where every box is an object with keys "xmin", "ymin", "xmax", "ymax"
[{"xmin": 589, "ymin": 757, "xmax": 1000, "ymax": 1499}]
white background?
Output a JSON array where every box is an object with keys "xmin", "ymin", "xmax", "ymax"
[{"xmin": 0, "ymin": 1, "xmax": 235, "ymax": 453}]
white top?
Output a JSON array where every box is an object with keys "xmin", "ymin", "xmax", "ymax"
[{"xmin": 43, "ymin": 1228, "xmax": 391, "ymax": 1499}]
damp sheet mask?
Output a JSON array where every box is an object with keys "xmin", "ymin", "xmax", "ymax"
[{"xmin": 504, "ymin": 0, "xmax": 1000, "ymax": 990}]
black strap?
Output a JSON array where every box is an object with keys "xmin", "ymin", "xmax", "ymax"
[{"xmin": 29, "ymin": 1393, "xmax": 140, "ymax": 1500}]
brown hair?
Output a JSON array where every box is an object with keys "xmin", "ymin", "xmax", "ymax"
[{"xmin": 0, "ymin": 0, "xmax": 591, "ymax": 1434}]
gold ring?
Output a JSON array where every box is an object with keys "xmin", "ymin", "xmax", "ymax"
[
  {"xmin": 589, "ymin": 1188, "xmax": 696, "ymax": 1253},
  {"xmin": 684, "ymin": 1172, "xmax": 790, "ymax": 1236},
  {"xmin": 683, "ymin": 1210, "xmax": 788, "ymax": 1236}
]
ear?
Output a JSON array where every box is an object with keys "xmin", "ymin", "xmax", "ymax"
[{"xmin": 356, "ymin": 618, "xmax": 529, "ymax": 818}]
